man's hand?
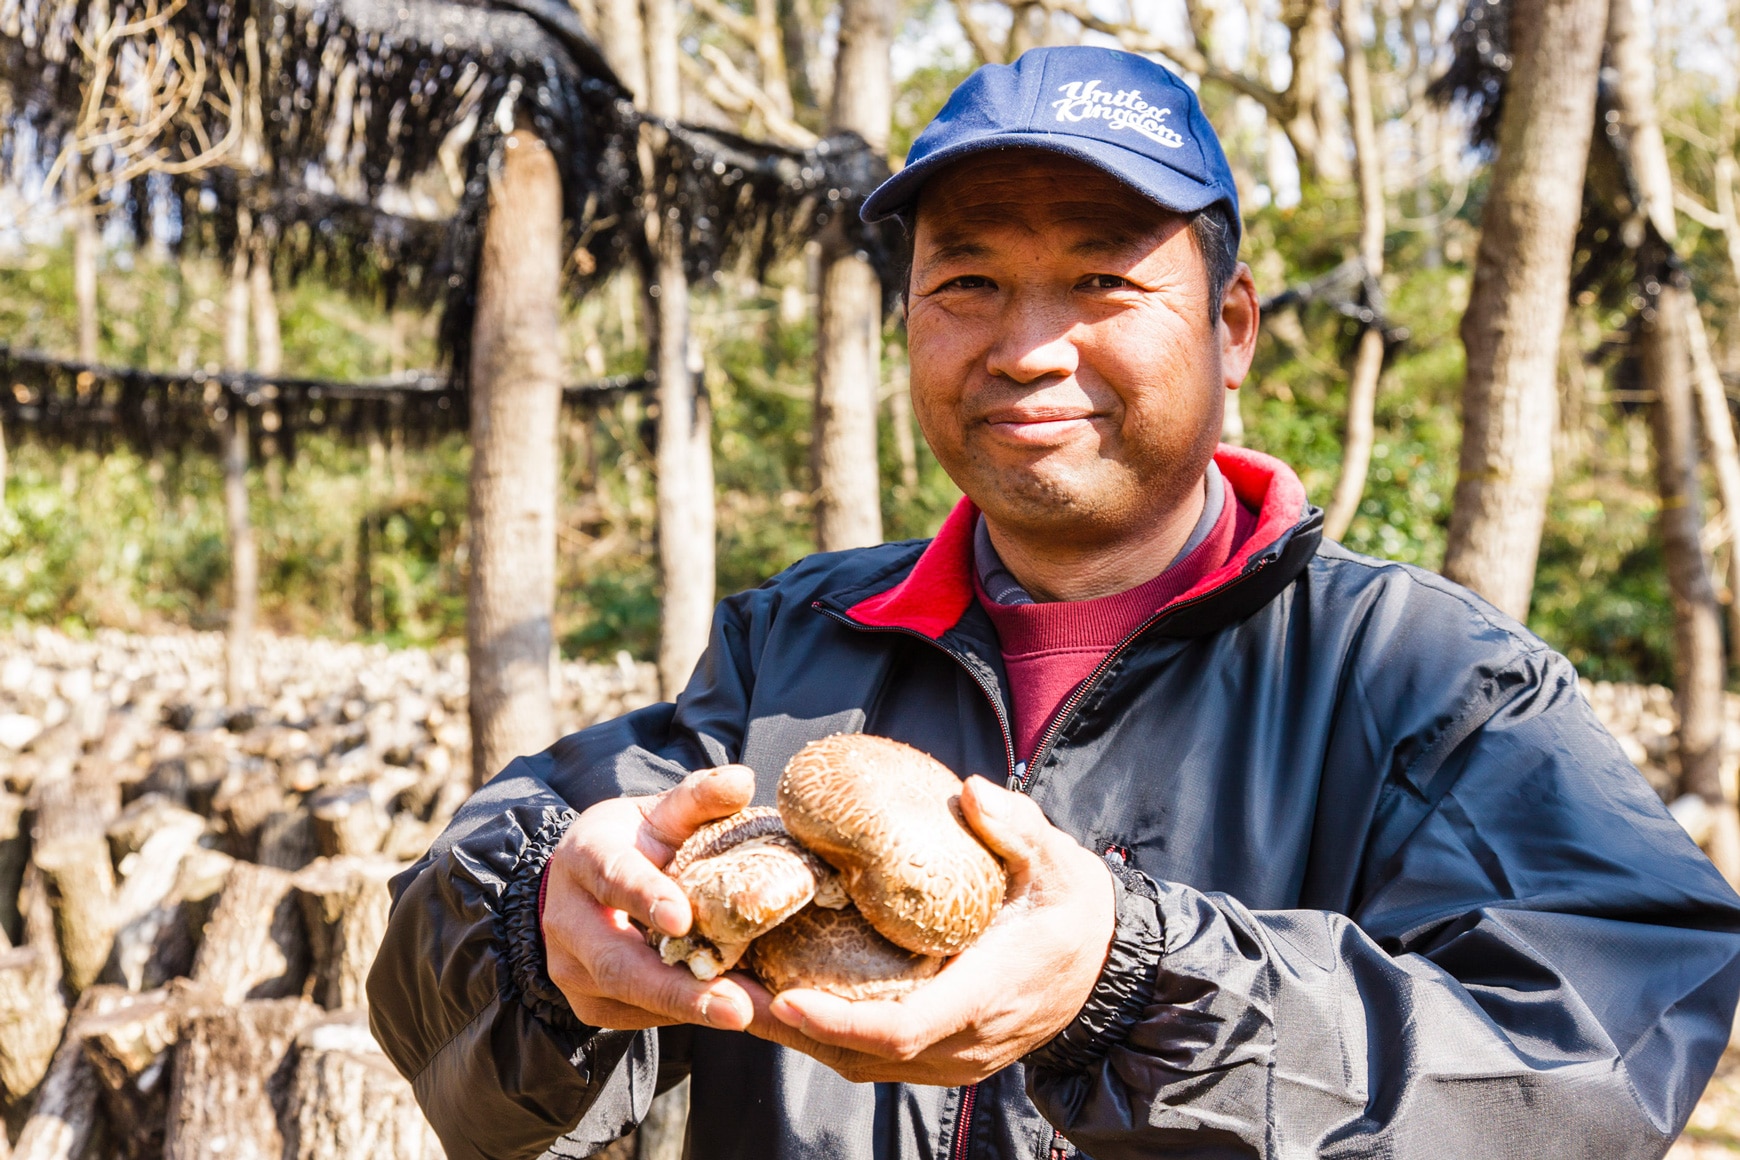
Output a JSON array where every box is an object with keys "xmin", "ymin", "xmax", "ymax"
[
  {"xmin": 541, "ymin": 765, "xmax": 759, "ymax": 1032},
  {"xmin": 742, "ymin": 775, "xmax": 1117, "ymax": 1085}
]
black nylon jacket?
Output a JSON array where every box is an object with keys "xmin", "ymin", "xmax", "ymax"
[{"xmin": 368, "ymin": 448, "xmax": 1740, "ymax": 1160}]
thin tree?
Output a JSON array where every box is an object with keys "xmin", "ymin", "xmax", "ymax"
[
  {"xmin": 812, "ymin": 0, "xmax": 892, "ymax": 551},
  {"xmin": 466, "ymin": 127, "xmax": 565, "ymax": 787},
  {"xmin": 1606, "ymin": 0, "xmax": 1737, "ymax": 881},
  {"xmin": 1322, "ymin": 0, "xmax": 1388, "ymax": 541},
  {"xmin": 1440, "ymin": 0, "xmax": 1609, "ymax": 620},
  {"xmin": 645, "ymin": 0, "xmax": 717, "ymax": 697},
  {"xmin": 222, "ymin": 210, "xmax": 258, "ymax": 706}
]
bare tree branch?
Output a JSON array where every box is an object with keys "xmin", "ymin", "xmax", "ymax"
[
  {"xmin": 952, "ymin": 0, "xmax": 1005, "ymax": 64},
  {"xmin": 697, "ymin": 43, "xmax": 818, "ymax": 146}
]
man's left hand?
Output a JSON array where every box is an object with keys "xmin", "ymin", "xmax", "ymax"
[{"xmin": 742, "ymin": 775, "xmax": 1117, "ymax": 1085}]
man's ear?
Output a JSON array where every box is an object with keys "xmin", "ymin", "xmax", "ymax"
[{"xmin": 1218, "ymin": 263, "xmax": 1259, "ymax": 392}]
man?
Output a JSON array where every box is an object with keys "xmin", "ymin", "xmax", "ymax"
[{"xmin": 369, "ymin": 46, "xmax": 1740, "ymax": 1159}]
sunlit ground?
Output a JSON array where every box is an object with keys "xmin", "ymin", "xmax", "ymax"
[{"xmin": 1674, "ymin": 1052, "xmax": 1740, "ymax": 1156}]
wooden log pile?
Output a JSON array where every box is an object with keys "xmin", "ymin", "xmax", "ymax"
[{"xmin": 0, "ymin": 626, "xmax": 657, "ymax": 1158}]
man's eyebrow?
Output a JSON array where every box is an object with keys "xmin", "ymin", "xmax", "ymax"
[
  {"xmin": 1067, "ymin": 233, "xmax": 1147, "ymax": 257},
  {"xmin": 923, "ymin": 237, "xmax": 994, "ymax": 263}
]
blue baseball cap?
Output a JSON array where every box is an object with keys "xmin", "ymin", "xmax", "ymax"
[{"xmin": 860, "ymin": 46, "xmax": 1240, "ymax": 244}]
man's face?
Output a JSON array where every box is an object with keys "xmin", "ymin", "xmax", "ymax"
[{"xmin": 905, "ymin": 150, "xmax": 1256, "ymax": 548}]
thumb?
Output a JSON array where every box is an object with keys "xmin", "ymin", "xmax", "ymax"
[
  {"xmin": 641, "ymin": 764, "xmax": 757, "ymax": 852},
  {"xmin": 958, "ymin": 775, "xmax": 1055, "ymax": 881}
]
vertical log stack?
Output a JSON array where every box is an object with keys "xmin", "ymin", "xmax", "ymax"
[{"xmin": 0, "ymin": 626, "xmax": 659, "ymax": 1158}]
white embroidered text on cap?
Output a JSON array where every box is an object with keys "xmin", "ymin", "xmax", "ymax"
[{"xmin": 1051, "ymin": 80, "xmax": 1185, "ymax": 148}]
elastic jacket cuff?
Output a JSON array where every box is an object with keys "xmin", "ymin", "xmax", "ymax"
[
  {"xmin": 1022, "ymin": 856, "xmax": 1163, "ymax": 1074},
  {"xmin": 498, "ymin": 805, "xmax": 593, "ymax": 1035}
]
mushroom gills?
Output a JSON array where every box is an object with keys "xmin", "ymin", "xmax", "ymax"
[
  {"xmin": 659, "ymin": 807, "xmax": 835, "ymax": 979},
  {"xmin": 747, "ymin": 904, "xmax": 943, "ymax": 1001}
]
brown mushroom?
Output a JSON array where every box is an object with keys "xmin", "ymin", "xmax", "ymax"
[
  {"xmin": 655, "ymin": 807, "xmax": 837, "ymax": 980},
  {"xmin": 746, "ymin": 904, "xmax": 943, "ymax": 1001},
  {"xmin": 777, "ymin": 734, "xmax": 1007, "ymax": 957}
]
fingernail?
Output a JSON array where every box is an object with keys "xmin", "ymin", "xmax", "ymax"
[
  {"xmin": 701, "ymin": 994, "xmax": 743, "ymax": 1029},
  {"xmin": 650, "ymin": 899, "xmax": 684, "ymax": 936},
  {"xmin": 972, "ymin": 781, "xmax": 1006, "ymax": 819}
]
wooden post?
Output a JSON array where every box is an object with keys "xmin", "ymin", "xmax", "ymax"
[
  {"xmin": 163, "ymin": 994, "xmax": 320, "ymax": 1160},
  {"xmin": 1440, "ymin": 0, "xmax": 1609, "ymax": 619},
  {"xmin": 224, "ymin": 219, "xmax": 258, "ymax": 707},
  {"xmin": 1606, "ymin": 0, "xmax": 1736, "ymax": 882},
  {"xmin": 466, "ymin": 128, "xmax": 563, "ymax": 786},
  {"xmin": 644, "ymin": 0, "xmax": 717, "ymax": 698},
  {"xmin": 280, "ymin": 1014, "xmax": 444, "ymax": 1160},
  {"xmin": 812, "ymin": 0, "xmax": 891, "ymax": 553},
  {"xmin": 1322, "ymin": 0, "xmax": 1387, "ymax": 542}
]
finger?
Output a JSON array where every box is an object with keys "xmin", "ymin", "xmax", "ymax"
[
  {"xmin": 766, "ymin": 982, "xmax": 973, "ymax": 1061},
  {"xmin": 564, "ymin": 834, "xmax": 695, "ymax": 937},
  {"xmin": 958, "ymin": 775, "xmax": 1056, "ymax": 881},
  {"xmin": 639, "ymin": 764, "xmax": 758, "ymax": 854},
  {"xmin": 578, "ymin": 905, "xmax": 757, "ymax": 1030}
]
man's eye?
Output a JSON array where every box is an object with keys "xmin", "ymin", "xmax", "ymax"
[
  {"xmin": 939, "ymin": 275, "xmax": 993, "ymax": 291},
  {"xmin": 1080, "ymin": 274, "xmax": 1131, "ymax": 290}
]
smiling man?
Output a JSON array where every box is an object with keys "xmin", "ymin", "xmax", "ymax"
[{"xmin": 369, "ymin": 47, "xmax": 1740, "ymax": 1160}]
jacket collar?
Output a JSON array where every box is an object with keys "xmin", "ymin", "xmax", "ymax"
[{"xmin": 834, "ymin": 445, "xmax": 1315, "ymax": 641}]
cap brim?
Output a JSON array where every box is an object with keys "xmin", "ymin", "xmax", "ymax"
[{"xmin": 859, "ymin": 131, "xmax": 1227, "ymax": 225}]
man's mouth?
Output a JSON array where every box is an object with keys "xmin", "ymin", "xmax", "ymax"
[{"xmin": 981, "ymin": 408, "xmax": 1098, "ymax": 444}]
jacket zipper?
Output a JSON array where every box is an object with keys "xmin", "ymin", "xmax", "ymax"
[
  {"xmin": 951, "ymin": 1081, "xmax": 978, "ymax": 1160},
  {"xmin": 1018, "ymin": 555, "xmax": 1274, "ymax": 790},
  {"xmin": 813, "ymin": 553, "xmax": 1274, "ymax": 1160},
  {"xmin": 810, "ymin": 608, "xmax": 1018, "ymax": 784},
  {"xmin": 811, "ymin": 608, "xmax": 1012, "ymax": 1160}
]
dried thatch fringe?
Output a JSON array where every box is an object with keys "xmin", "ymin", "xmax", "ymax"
[{"xmin": 0, "ymin": 343, "xmax": 651, "ymax": 458}]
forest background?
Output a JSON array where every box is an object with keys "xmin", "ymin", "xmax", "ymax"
[{"xmin": 0, "ymin": 0, "xmax": 1730, "ymax": 690}]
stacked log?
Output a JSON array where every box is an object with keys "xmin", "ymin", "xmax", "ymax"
[{"xmin": 0, "ymin": 626, "xmax": 658, "ymax": 1159}]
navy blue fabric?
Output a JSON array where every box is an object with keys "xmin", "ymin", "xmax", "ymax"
[
  {"xmin": 860, "ymin": 45, "xmax": 1240, "ymax": 238},
  {"xmin": 369, "ymin": 509, "xmax": 1740, "ymax": 1160}
]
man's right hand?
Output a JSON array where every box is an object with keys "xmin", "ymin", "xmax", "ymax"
[{"xmin": 541, "ymin": 765, "xmax": 758, "ymax": 1032}]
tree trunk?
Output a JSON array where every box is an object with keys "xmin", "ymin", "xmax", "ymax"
[
  {"xmin": 595, "ymin": 0, "xmax": 647, "ymax": 98},
  {"xmin": 1606, "ymin": 0, "xmax": 1737, "ymax": 881},
  {"xmin": 1685, "ymin": 305, "xmax": 1740, "ymax": 659},
  {"xmin": 223, "ymin": 220, "xmax": 258, "ymax": 707},
  {"xmin": 0, "ymin": 947, "xmax": 67, "ymax": 1103},
  {"xmin": 71, "ymin": 191, "xmax": 98, "ymax": 366},
  {"xmin": 250, "ymin": 239, "xmax": 282, "ymax": 378},
  {"xmin": 645, "ymin": 0, "xmax": 718, "ymax": 698},
  {"xmin": 9, "ymin": 986, "xmax": 133, "ymax": 1160},
  {"xmin": 189, "ymin": 861, "xmax": 310, "ymax": 1005},
  {"xmin": 635, "ymin": 1076, "xmax": 689, "ymax": 1160},
  {"xmin": 281, "ymin": 1014, "xmax": 444, "ymax": 1160},
  {"xmin": 1322, "ymin": 0, "xmax": 1387, "ymax": 542},
  {"xmin": 80, "ymin": 987, "xmax": 179, "ymax": 1160},
  {"xmin": 292, "ymin": 857, "xmax": 395, "ymax": 1012},
  {"xmin": 163, "ymin": 995, "xmax": 319, "ymax": 1160},
  {"xmin": 0, "ymin": 790, "xmax": 25, "ymax": 944},
  {"xmin": 31, "ymin": 771, "xmax": 118, "ymax": 996},
  {"xmin": 1440, "ymin": 0, "xmax": 1608, "ymax": 620},
  {"xmin": 466, "ymin": 128, "xmax": 563, "ymax": 787},
  {"xmin": 812, "ymin": 0, "xmax": 891, "ymax": 552},
  {"xmin": 1645, "ymin": 283, "xmax": 1736, "ymax": 878},
  {"xmin": 887, "ymin": 364, "xmax": 918, "ymax": 495}
]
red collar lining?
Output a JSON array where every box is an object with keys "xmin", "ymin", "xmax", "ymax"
[{"xmin": 842, "ymin": 445, "xmax": 1308, "ymax": 639}]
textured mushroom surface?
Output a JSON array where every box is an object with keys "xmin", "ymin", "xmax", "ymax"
[
  {"xmin": 747, "ymin": 904, "xmax": 943, "ymax": 1000},
  {"xmin": 657, "ymin": 807, "xmax": 833, "ymax": 979},
  {"xmin": 777, "ymin": 734, "xmax": 1007, "ymax": 957}
]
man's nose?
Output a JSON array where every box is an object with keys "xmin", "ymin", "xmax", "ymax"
[{"xmin": 983, "ymin": 296, "xmax": 1079, "ymax": 385}]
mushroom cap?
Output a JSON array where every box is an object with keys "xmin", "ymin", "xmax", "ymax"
[
  {"xmin": 746, "ymin": 903, "xmax": 943, "ymax": 1001},
  {"xmin": 777, "ymin": 734, "xmax": 1007, "ymax": 957},
  {"xmin": 661, "ymin": 807, "xmax": 829, "ymax": 976}
]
